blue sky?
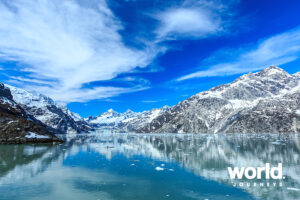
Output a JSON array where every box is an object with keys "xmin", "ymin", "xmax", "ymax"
[{"xmin": 0, "ymin": 0, "xmax": 300, "ymax": 117}]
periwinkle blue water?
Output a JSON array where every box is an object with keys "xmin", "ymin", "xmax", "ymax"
[{"xmin": 0, "ymin": 133, "xmax": 299, "ymax": 200}]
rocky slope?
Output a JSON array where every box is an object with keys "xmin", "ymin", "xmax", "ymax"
[
  {"xmin": 6, "ymin": 85, "xmax": 93, "ymax": 134},
  {"xmin": 0, "ymin": 83, "xmax": 62, "ymax": 143},
  {"xmin": 90, "ymin": 66, "xmax": 300, "ymax": 133},
  {"xmin": 137, "ymin": 66, "xmax": 300, "ymax": 133}
]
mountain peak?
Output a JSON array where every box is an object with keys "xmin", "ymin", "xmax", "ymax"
[
  {"xmin": 107, "ymin": 108, "xmax": 115, "ymax": 113},
  {"xmin": 99, "ymin": 108, "xmax": 119, "ymax": 117},
  {"xmin": 265, "ymin": 65, "xmax": 284, "ymax": 71},
  {"xmin": 257, "ymin": 65, "xmax": 288, "ymax": 77},
  {"xmin": 231, "ymin": 66, "xmax": 289, "ymax": 84},
  {"xmin": 124, "ymin": 109, "xmax": 134, "ymax": 114},
  {"xmin": 293, "ymin": 72, "xmax": 300, "ymax": 79},
  {"xmin": 266, "ymin": 65, "xmax": 281, "ymax": 69}
]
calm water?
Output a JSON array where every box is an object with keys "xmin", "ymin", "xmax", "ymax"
[{"xmin": 0, "ymin": 133, "xmax": 300, "ymax": 200}]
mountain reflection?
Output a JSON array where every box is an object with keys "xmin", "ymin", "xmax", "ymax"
[
  {"xmin": 0, "ymin": 133, "xmax": 300, "ymax": 200},
  {"xmin": 81, "ymin": 133, "xmax": 300, "ymax": 200}
]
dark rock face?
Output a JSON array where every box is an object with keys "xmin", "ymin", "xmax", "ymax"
[
  {"xmin": 0, "ymin": 83, "xmax": 13, "ymax": 100},
  {"xmin": 0, "ymin": 84, "xmax": 63, "ymax": 144}
]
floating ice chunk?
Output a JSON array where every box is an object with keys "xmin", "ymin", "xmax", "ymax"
[
  {"xmin": 287, "ymin": 187, "xmax": 300, "ymax": 191},
  {"xmin": 25, "ymin": 132, "xmax": 50, "ymax": 139},
  {"xmin": 155, "ymin": 167, "xmax": 164, "ymax": 171},
  {"xmin": 272, "ymin": 141, "xmax": 281, "ymax": 145}
]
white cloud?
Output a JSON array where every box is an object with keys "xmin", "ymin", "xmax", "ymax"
[
  {"xmin": 141, "ymin": 100, "xmax": 158, "ymax": 103},
  {"xmin": 156, "ymin": 8, "xmax": 220, "ymax": 40},
  {"xmin": 7, "ymin": 76, "xmax": 53, "ymax": 85},
  {"xmin": 177, "ymin": 27, "xmax": 300, "ymax": 81},
  {"xmin": 154, "ymin": 0, "xmax": 234, "ymax": 40},
  {"xmin": 0, "ymin": 0, "xmax": 238, "ymax": 103},
  {"xmin": 24, "ymin": 83, "xmax": 148, "ymax": 103},
  {"xmin": 117, "ymin": 76, "xmax": 151, "ymax": 86},
  {"xmin": 0, "ymin": 0, "xmax": 157, "ymax": 102}
]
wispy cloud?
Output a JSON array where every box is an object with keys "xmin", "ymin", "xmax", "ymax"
[
  {"xmin": 154, "ymin": 0, "xmax": 236, "ymax": 40},
  {"xmin": 0, "ymin": 0, "xmax": 157, "ymax": 103},
  {"xmin": 117, "ymin": 76, "xmax": 151, "ymax": 86},
  {"xmin": 177, "ymin": 27, "xmax": 300, "ymax": 81},
  {"xmin": 7, "ymin": 76, "xmax": 53, "ymax": 85},
  {"xmin": 25, "ymin": 84, "xmax": 148, "ymax": 103},
  {"xmin": 0, "ymin": 0, "xmax": 237, "ymax": 103},
  {"xmin": 142, "ymin": 99, "xmax": 167, "ymax": 103},
  {"xmin": 141, "ymin": 100, "xmax": 158, "ymax": 103},
  {"xmin": 155, "ymin": 8, "xmax": 220, "ymax": 40}
]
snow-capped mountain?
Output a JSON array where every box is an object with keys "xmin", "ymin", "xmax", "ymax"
[
  {"xmin": 294, "ymin": 72, "xmax": 300, "ymax": 79},
  {"xmin": 6, "ymin": 85, "xmax": 93, "ymax": 134},
  {"xmin": 118, "ymin": 106, "xmax": 171, "ymax": 132},
  {"xmin": 136, "ymin": 66, "xmax": 300, "ymax": 133},
  {"xmin": 89, "ymin": 66, "xmax": 300, "ymax": 133},
  {"xmin": 85, "ymin": 106, "xmax": 172, "ymax": 132},
  {"xmin": 4, "ymin": 65, "xmax": 297, "ymax": 135},
  {"xmin": 85, "ymin": 109, "xmax": 142, "ymax": 129},
  {"xmin": 0, "ymin": 83, "xmax": 62, "ymax": 143}
]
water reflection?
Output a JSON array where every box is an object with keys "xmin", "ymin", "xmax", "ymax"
[{"xmin": 0, "ymin": 133, "xmax": 300, "ymax": 200}]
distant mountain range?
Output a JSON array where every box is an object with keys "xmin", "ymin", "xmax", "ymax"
[
  {"xmin": 85, "ymin": 106, "xmax": 170, "ymax": 131},
  {"xmin": 86, "ymin": 66, "xmax": 300, "ymax": 133},
  {"xmin": 0, "ymin": 66, "xmax": 299, "ymax": 142}
]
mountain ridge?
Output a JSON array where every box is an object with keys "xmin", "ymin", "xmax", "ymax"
[
  {"xmin": 2, "ymin": 66, "xmax": 299, "ymax": 135},
  {"xmin": 6, "ymin": 84, "xmax": 94, "ymax": 134},
  {"xmin": 88, "ymin": 66, "xmax": 299, "ymax": 133}
]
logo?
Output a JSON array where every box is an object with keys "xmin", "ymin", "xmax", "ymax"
[{"xmin": 227, "ymin": 163, "xmax": 284, "ymax": 187}]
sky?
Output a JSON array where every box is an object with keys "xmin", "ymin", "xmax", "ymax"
[{"xmin": 0, "ymin": 0, "xmax": 300, "ymax": 117}]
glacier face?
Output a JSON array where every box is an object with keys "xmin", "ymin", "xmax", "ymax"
[{"xmin": 88, "ymin": 66, "xmax": 300, "ymax": 133}]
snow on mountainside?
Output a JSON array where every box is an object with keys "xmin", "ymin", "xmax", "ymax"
[
  {"xmin": 294, "ymin": 72, "xmax": 300, "ymax": 79},
  {"xmin": 85, "ymin": 109, "xmax": 142, "ymax": 129},
  {"xmin": 6, "ymin": 85, "xmax": 93, "ymax": 134},
  {"xmin": 138, "ymin": 66, "xmax": 300, "ymax": 133},
  {"xmin": 90, "ymin": 66, "xmax": 300, "ymax": 133},
  {"xmin": 85, "ymin": 106, "xmax": 172, "ymax": 132},
  {"xmin": 0, "ymin": 83, "xmax": 62, "ymax": 143},
  {"xmin": 119, "ymin": 106, "xmax": 171, "ymax": 132}
]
